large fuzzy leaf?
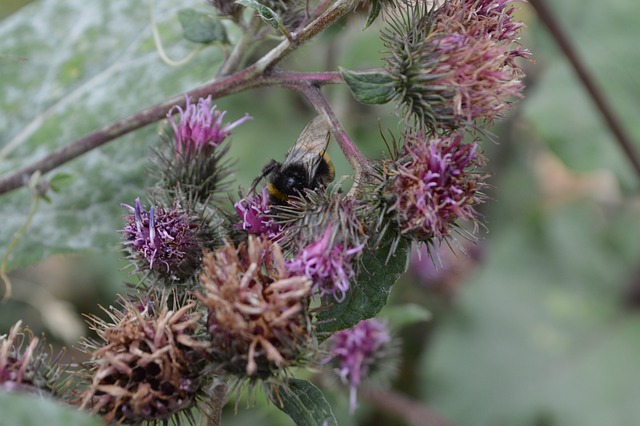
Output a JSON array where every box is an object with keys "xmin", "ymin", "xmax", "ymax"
[
  {"xmin": 0, "ymin": 393, "xmax": 102, "ymax": 426},
  {"xmin": 0, "ymin": 0, "xmax": 227, "ymax": 270}
]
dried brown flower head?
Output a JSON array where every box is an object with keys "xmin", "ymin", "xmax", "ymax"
[
  {"xmin": 79, "ymin": 295, "xmax": 209, "ymax": 424},
  {"xmin": 198, "ymin": 236, "xmax": 313, "ymax": 380}
]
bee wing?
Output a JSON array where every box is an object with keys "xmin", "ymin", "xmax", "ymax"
[{"xmin": 283, "ymin": 116, "xmax": 331, "ymax": 179}]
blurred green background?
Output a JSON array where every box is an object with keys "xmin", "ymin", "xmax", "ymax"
[{"xmin": 2, "ymin": 1, "xmax": 640, "ymax": 425}]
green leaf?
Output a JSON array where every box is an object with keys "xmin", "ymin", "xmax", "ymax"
[
  {"xmin": 0, "ymin": 393, "xmax": 102, "ymax": 426},
  {"xmin": 0, "ymin": 0, "xmax": 224, "ymax": 271},
  {"xmin": 235, "ymin": 0, "xmax": 283, "ymax": 32},
  {"xmin": 178, "ymin": 8, "xmax": 228, "ymax": 44},
  {"xmin": 379, "ymin": 303, "xmax": 432, "ymax": 329},
  {"xmin": 49, "ymin": 173, "xmax": 75, "ymax": 193},
  {"xmin": 340, "ymin": 68, "xmax": 395, "ymax": 105},
  {"xmin": 272, "ymin": 379, "xmax": 337, "ymax": 426},
  {"xmin": 317, "ymin": 238, "xmax": 410, "ymax": 335}
]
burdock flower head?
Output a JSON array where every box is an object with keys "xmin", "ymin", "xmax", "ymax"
[
  {"xmin": 0, "ymin": 321, "xmax": 60, "ymax": 395},
  {"xmin": 383, "ymin": 131, "xmax": 487, "ymax": 243},
  {"xmin": 234, "ymin": 187, "xmax": 281, "ymax": 240},
  {"xmin": 156, "ymin": 96, "xmax": 251, "ymax": 202},
  {"xmin": 79, "ymin": 295, "xmax": 209, "ymax": 424},
  {"xmin": 274, "ymin": 191, "xmax": 368, "ymax": 302},
  {"xmin": 169, "ymin": 95, "xmax": 251, "ymax": 156},
  {"xmin": 122, "ymin": 198, "xmax": 204, "ymax": 283},
  {"xmin": 326, "ymin": 319, "xmax": 395, "ymax": 413},
  {"xmin": 382, "ymin": 0, "xmax": 530, "ymax": 131},
  {"xmin": 286, "ymin": 224, "xmax": 364, "ymax": 303},
  {"xmin": 198, "ymin": 236, "xmax": 313, "ymax": 380}
]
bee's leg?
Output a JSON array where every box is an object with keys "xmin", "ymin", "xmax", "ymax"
[{"xmin": 247, "ymin": 160, "xmax": 280, "ymax": 196}]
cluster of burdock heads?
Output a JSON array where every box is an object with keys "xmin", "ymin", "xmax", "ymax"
[{"xmin": 1, "ymin": 0, "xmax": 529, "ymax": 424}]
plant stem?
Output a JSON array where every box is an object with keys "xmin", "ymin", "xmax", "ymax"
[
  {"xmin": 529, "ymin": 0, "xmax": 640, "ymax": 181},
  {"xmin": 0, "ymin": 70, "xmax": 342, "ymax": 196},
  {"xmin": 270, "ymin": 69, "xmax": 343, "ymax": 86},
  {"xmin": 359, "ymin": 387, "xmax": 454, "ymax": 426},
  {"xmin": 255, "ymin": 0, "xmax": 357, "ymax": 72},
  {"xmin": 292, "ymin": 82, "xmax": 372, "ymax": 193},
  {"xmin": 207, "ymin": 381, "xmax": 228, "ymax": 426},
  {"xmin": 216, "ymin": 14, "xmax": 261, "ymax": 78},
  {"xmin": 314, "ymin": 372, "xmax": 453, "ymax": 426},
  {"xmin": 1, "ymin": 191, "xmax": 40, "ymax": 301},
  {"xmin": 309, "ymin": 0, "xmax": 336, "ymax": 21}
]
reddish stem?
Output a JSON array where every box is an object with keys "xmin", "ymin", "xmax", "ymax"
[
  {"xmin": 529, "ymin": 0, "xmax": 640, "ymax": 181},
  {"xmin": 0, "ymin": 71, "xmax": 342, "ymax": 196},
  {"xmin": 360, "ymin": 387, "xmax": 454, "ymax": 426},
  {"xmin": 291, "ymin": 82, "xmax": 373, "ymax": 189}
]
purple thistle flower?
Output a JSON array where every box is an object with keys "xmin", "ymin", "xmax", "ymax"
[
  {"xmin": 234, "ymin": 187, "xmax": 281, "ymax": 239},
  {"xmin": 122, "ymin": 198, "xmax": 202, "ymax": 280},
  {"xmin": 428, "ymin": 0, "xmax": 529, "ymax": 123},
  {"xmin": 327, "ymin": 319, "xmax": 391, "ymax": 413},
  {"xmin": 168, "ymin": 95, "xmax": 251, "ymax": 155},
  {"xmin": 382, "ymin": 0, "xmax": 530, "ymax": 130},
  {"xmin": 388, "ymin": 132, "xmax": 486, "ymax": 242},
  {"xmin": 470, "ymin": 0, "xmax": 528, "ymax": 45},
  {"xmin": 286, "ymin": 225, "xmax": 364, "ymax": 302},
  {"xmin": 409, "ymin": 241, "xmax": 484, "ymax": 294},
  {"xmin": 156, "ymin": 96, "xmax": 245, "ymax": 202}
]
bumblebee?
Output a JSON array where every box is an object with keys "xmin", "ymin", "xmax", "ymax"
[{"xmin": 255, "ymin": 115, "xmax": 335, "ymax": 204}]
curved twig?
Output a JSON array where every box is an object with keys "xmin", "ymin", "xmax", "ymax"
[
  {"xmin": 360, "ymin": 386, "xmax": 454, "ymax": 426},
  {"xmin": 288, "ymin": 81, "xmax": 373, "ymax": 194},
  {"xmin": 529, "ymin": 0, "xmax": 640, "ymax": 181}
]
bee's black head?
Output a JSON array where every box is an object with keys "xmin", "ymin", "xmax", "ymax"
[{"xmin": 267, "ymin": 163, "xmax": 309, "ymax": 203}]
